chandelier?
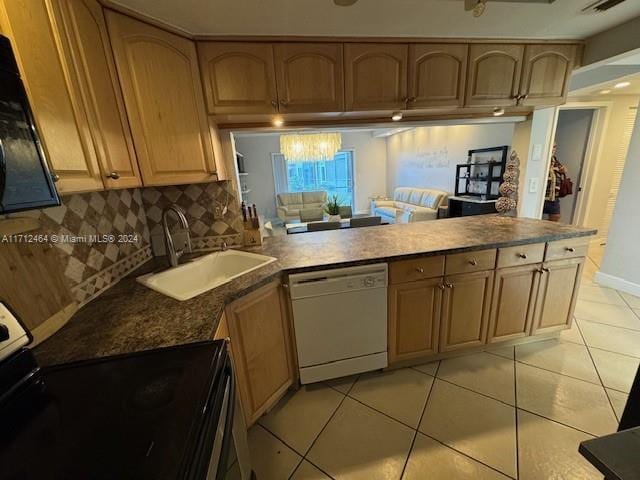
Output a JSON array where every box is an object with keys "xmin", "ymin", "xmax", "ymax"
[{"xmin": 280, "ymin": 132, "xmax": 342, "ymax": 163}]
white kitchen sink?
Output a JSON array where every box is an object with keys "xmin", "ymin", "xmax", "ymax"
[{"xmin": 137, "ymin": 249, "xmax": 277, "ymax": 301}]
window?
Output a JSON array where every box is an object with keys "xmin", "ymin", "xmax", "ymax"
[{"xmin": 273, "ymin": 151, "xmax": 355, "ymax": 207}]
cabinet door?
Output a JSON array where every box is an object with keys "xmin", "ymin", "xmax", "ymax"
[
  {"xmin": 466, "ymin": 44, "xmax": 524, "ymax": 107},
  {"xmin": 225, "ymin": 281, "xmax": 294, "ymax": 426},
  {"xmin": 106, "ymin": 11, "xmax": 218, "ymax": 186},
  {"xmin": 532, "ymin": 257, "xmax": 584, "ymax": 335},
  {"xmin": 198, "ymin": 42, "xmax": 278, "ymax": 114},
  {"xmin": 520, "ymin": 44, "xmax": 578, "ymax": 107},
  {"xmin": 0, "ymin": 0, "xmax": 103, "ymax": 193},
  {"xmin": 273, "ymin": 42, "xmax": 344, "ymax": 113},
  {"xmin": 52, "ymin": 0, "xmax": 141, "ymax": 189},
  {"xmin": 408, "ymin": 44, "xmax": 467, "ymax": 109},
  {"xmin": 345, "ymin": 43, "xmax": 408, "ymax": 111},
  {"xmin": 388, "ymin": 278, "xmax": 443, "ymax": 364},
  {"xmin": 488, "ymin": 264, "xmax": 541, "ymax": 343},
  {"xmin": 440, "ymin": 270, "xmax": 494, "ymax": 352}
]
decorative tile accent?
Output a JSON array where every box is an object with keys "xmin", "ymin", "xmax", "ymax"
[{"xmin": 71, "ymin": 246, "xmax": 153, "ymax": 306}]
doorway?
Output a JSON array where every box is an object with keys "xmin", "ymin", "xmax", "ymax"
[{"xmin": 552, "ymin": 109, "xmax": 595, "ymax": 224}]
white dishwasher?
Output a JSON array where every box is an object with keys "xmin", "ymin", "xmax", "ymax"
[{"xmin": 289, "ymin": 263, "xmax": 388, "ymax": 384}]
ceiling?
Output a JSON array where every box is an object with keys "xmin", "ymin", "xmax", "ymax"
[
  {"xmin": 110, "ymin": 0, "xmax": 640, "ymax": 39},
  {"xmin": 570, "ymin": 70, "xmax": 640, "ymax": 97}
]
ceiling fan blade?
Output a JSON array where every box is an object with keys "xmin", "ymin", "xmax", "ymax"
[
  {"xmin": 334, "ymin": 0, "xmax": 359, "ymax": 6},
  {"xmin": 464, "ymin": 0, "xmax": 478, "ymax": 10}
]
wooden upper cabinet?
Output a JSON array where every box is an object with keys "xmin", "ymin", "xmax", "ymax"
[
  {"xmin": 51, "ymin": 0, "xmax": 141, "ymax": 189},
  {"xmin": 440, "ymin": 270, "xmax": 494, "ymax": 352},
  {"xmin": 408, "ymin": 44, "xmax": 467, "ymax": 109},
  {"xmin": 466, "ymin": 44, "xmax": 524, "ymax": 107},
  {"xmin": 520, "ymin": 44, "xmax": 579, "ymax": 107},
  {"xmin": 488, "ymin": 264, "xmax": 541, "ymax": 343},
  {"xmin": 388, "ymin": 278, "xmax": 442, "ymax": 364},
  {"xmin": 273, "ymin": 42, "xmax": 344, "ymax": 113},
  {"xmin": 532, "ymin": 258, "xmax": 583, "ymax": 335},
  {"xmin": 345, "ymin": 43, "xmax": 408, "ymax": 111},
  {"xmin": 106, "ymin": 11, "xmax": 218, "ymax": 186},
  {"xmin": 0, "ymin": 0, "xmax": 103, "ymax": 193},
  {"xmin": 198, "ymin": 42, "xmax": 278, "ymax": 114}
]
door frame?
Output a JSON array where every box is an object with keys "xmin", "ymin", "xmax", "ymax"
[{"xmin": 547, "ymin": 100, "xmax": 612, "ymax": 226}]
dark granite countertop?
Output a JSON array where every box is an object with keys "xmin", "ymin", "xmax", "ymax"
[{"xmin": 34, "ymin": 215, "xmax": 595, "ymax": 366}]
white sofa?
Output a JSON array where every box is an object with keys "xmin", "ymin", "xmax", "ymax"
[
  {"xmin": 276, "ymin": 191, "xmax": 327, "ymax": 222},
  {"xmin": 371, "ymin": 187, "xmax": 448, "ymax": 223}
]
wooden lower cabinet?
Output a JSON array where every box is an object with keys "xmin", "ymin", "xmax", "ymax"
[
  {"xmin": 388, "ymin": 278, "xmax": 442, "ymax": 363},
  {"xmin": 488, "ymin": 264, "xmax": 541, "ymax": 343},
  {"xmin": 532, "ymin": 257, "xmax": 584, "ymax": 335},
  {"xmin": 224, "ymin": 281, "xmax": 294, "ymax": 426},
  {"xmin": 439, "ymin": 270, "xmax": 494, "ymax": 352}
]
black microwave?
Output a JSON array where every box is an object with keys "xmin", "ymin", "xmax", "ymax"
[{"xmin": 0, "ymin": 34, "xmax": 59, "ymax": 214}]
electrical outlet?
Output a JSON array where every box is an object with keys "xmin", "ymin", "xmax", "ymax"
[
  {"xmin": 532, "ymin": 144, "xmax": 542, "ymax": 162},
  {"xmin": 529, "ymin": 178, "xmax": 539, "ymax": 193}
]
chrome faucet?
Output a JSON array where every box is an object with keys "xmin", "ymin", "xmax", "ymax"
[{"xmin": 162, "ymin": 204, "xmax": 192, "ymax": 267}]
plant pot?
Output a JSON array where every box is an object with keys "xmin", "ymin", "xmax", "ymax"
[{"xmin": 327, "ymin": 214, "xmax": 341, "ymax": 222}]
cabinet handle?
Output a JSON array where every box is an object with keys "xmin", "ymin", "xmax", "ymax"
[
  {"xmin": 271, "ymin": 100, "xmax": 278, "ymax": 108},
  {"xmin": 565, "ymin": 247, "xmax": 575, "ymax": 253},
  {"xmin": 468, "ymin": 259, "xmax": 478, "ymax": 266},
  {"xmin": 415, "ymin": 267, "xmax": 424, "ymax": 273},
  {"xmin": 517, "ymin": 253, "xmax": 527, "ymax": 259},
  {"xmin": 438, "ymin": 284, "xmax": 445, "ymax": 290},
  {"xmin": 51, "ymin": 172, "xmax": 60, "ymax": 183},
  {"xmin": 541, "ymin": 267, "xmax": 550, "ymax": 273},
  {"xmin": 445, "ymin": 282, "xmax": 453, "ymax": 288},
  {"xmin": 279, "ymin": 100, "xmax": 289, "ymax": 106},
  {"xmin": 106, "ymin": 172, "xmax": 120, "ymax": 180}
]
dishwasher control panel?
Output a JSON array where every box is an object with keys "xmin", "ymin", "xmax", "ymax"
[{"xmin": 289, "ymin": 263, "xmax": 388, "ymax": 300}]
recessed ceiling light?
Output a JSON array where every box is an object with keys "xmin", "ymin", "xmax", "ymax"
[
  {"xmin": 492, "ymin": 107, "xmax": 505, "ymax": 117},
  {"xmin": 272, "ymin": 117, "xmax": 284, "ymax": 127},
  {"xmin": 391, "ymin": 112, "xmax": 403, "ymax": 121},
  {"xmin": 599, "ymin": 89, "xmax": 611, "ymax": 94},
  {"xmin": 614, "ymin": 81, "xmax": 631, "ymax": 89}
]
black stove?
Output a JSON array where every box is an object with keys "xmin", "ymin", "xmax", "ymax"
[{"xmin": 0, "ymin": 302, "xmax": 236, "ymax": 480}]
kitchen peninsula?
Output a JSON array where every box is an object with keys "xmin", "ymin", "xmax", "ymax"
[{"xmin": 34, "ymin": 215, "xmax": 596, "ymax": 425}]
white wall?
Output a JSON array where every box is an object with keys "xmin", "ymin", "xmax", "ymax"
[
  {"xmin": 385, "ymin": 124, "xmax": 515, "ymax": 195},
  {"xmin": 597, "ymin": 103, "xmax": 640, "ymax": 295},
  {"xmin": 233, "ymin": 131, "xmax": 387, "ymax": 217}
]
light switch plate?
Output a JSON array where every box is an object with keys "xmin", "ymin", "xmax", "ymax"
[
  {"xmin": 532, "ymin": 144, "xmax": 543, "ymax": 162},
  {"xmin": 529, "ymin": 178, "xmax": 539, "ymax": 193}
]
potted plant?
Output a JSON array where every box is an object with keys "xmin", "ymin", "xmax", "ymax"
[{"xmin": 324, "ymin": 194, "xmax": 342, "ymax": 222}]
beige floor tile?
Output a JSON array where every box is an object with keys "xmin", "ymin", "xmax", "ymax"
[
  {"xmin": 247, "ymin": 425, "xmax": 302, "ymax": 480},
  {"xmin": 606, "ymin": 388, "xmax": 629, "ymax": 421},
  {"xmin": 307, "ymin": 397, "xmax": 414, "ymax": 480},
  {"xmin": 558, "ymin": 321, "xmax": 585, "ymax": 344},
  {"xmin": 259, "ymin": 384, "xmax": 343, "ymax": 455},
  {"xmin": 516, "ymin": 362, "xmax": 618, "ymax": 436},
  {"xmin": 485, "ymin": 345, "xmax": 515, "ymax": 360},
  {"xmin": 419, "ymin": 380, "xmax": 517, "ymax": 478},
  {"xmin": 437, "ymin": 352, "xmax": 515, "ymax": 405},
  {"xmin": 412, "ymin": 360, "xmax": 439, "ymax": 376},
  {"xmin": 515, "ymin": 338, "xmax": 600, "ymax": 384},
  {"xmin": 403, "ymin": 433, "xmax": 510, "ymax": 480},
  {"xmin": 590, "ymin": 347, "xmax": 640, "ymax": 393},
  {"xmin": 325, "ymin": 374, "xmax": 358, "ymax": 394},
  {"xmin": 578, "ymin": 284, "xmax": 626, "ymax": 305},
  {"xmin": 290, "ymin": 460, "xmax": 331, "ymax": 480},
  {"xmin": 621, "ymin": 291, "xmax": 640, "ymax": 309},
  {"xmin": 517, "ymin": 410, "xmax": 600, "ymax": 480},
  {"xmin": 579, "ymin": 320, "xmax": 640, "ymax": 358},
  {"xmin": 574, "ymin": 300, "xmax": 640, "ymax": 330},
  {"xmin": 349, "ymin": 368, "xmax": 434, "ymax": 428}
]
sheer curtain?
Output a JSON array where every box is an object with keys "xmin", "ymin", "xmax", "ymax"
[{"xmin": 271, "ymin": 153, "xmax": 289, "ymax": 195}]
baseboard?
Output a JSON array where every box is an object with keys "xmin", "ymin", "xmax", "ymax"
[{"xmin": 594, "ymin": 271, "xmax": 640, "ymax": 297}]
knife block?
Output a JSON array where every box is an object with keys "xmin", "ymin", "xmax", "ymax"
[{"xmin": 243, "ymin": 219, "xmax": 263, "ymax": 247}]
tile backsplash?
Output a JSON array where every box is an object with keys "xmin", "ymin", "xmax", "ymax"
[{"xmin": 2, "ymin": 181, "xmax": 242, "ymax": 306}]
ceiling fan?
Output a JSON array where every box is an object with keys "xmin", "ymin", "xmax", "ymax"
[{"xmin": 333, "ymin": 0, "xmax": 557, "ymax": 10}]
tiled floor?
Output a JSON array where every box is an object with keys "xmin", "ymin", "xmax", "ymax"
[{"xmin": 236, "ymin": 245, "xmax": 640, "ymax": 479}]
